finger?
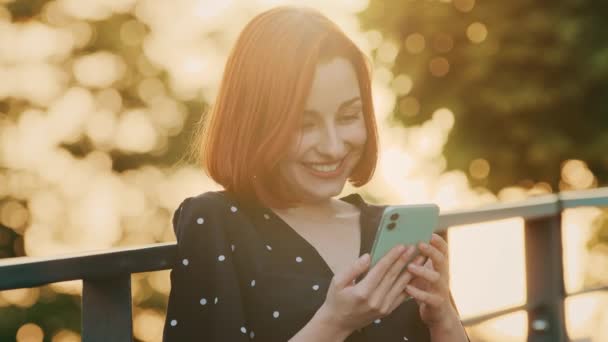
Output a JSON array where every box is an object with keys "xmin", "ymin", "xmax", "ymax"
[
  {"xmin": 357, "ymin": 245, "xmax": 406, "ymax": 293},
  {"xmin": 409, "ymin": 275, "xmax": 428, "ymax": 292},
  {"xmin": 411, "ymin": 255, "xmax": 427, "ymax": 266},
  {"xmin": 380, "ymin": 253, "xmax": 428, "ymax": 307},
  {"xmin": 381, "ymin": 267, "xmax": 415, "ymax": 308},
  {"xmin": 370, "ymin": 246, "xmax": 416, "ymax": 304},
  {"xmin": 418, "ymin": 242, "xmax": 447, "ymax": 272},
  {"xmin": 407, "ymin": 263, "xmax": 441, "ymax": 284},
  {"xmin": 386, "ymin": 291, "xmax": 409, "ymax": 314},
  {"xmin": 430, "ymin": 234, "xmax": 449, "ymax": 255},
  {"xmin": 406, "ymin": 284, "xmax": 445, "ymax": 307},
  {"xmin": 334, "ymin": 253, "xmax": 371, "ymax": 288}
]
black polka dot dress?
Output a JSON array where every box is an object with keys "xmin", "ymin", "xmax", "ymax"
[{"xmin": 162, "ymin": 191, "xmax": 461, "ymax": 341}]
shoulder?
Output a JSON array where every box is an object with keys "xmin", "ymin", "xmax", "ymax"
[
  {"xmin": 174, "ymin": 190, "xmax": 240, "ymax": 217},
  {"xmin": 172, "ymin": 191, "xmax": 234, "ymax": 241}
]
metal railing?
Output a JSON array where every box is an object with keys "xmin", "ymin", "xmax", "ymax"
[{"xmin": 2, "ymin": 187, "xmax": 608, "ymax": 341}]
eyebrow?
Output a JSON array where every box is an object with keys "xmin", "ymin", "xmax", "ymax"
[{"xmin": 303, "ymin": 96, "xmax": 361, "ymax": 116}]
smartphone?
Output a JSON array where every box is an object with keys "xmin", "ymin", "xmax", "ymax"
[{"xmin": 369, "ymin": 204, "xmax": 439, "ymax": 269}]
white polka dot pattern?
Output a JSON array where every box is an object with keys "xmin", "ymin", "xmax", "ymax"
[{"xmin": 163, "ymin": 193, "xmax": 432, "ymax": 341}]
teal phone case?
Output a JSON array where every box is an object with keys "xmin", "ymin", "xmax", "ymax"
[{"xmin": 369, "ymin": 204, "xmax": 439, "ymax": 268}]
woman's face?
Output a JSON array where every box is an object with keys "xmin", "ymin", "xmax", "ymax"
[{"xmin": 278, "ymin": 57, "xmax": 367, "ymax": 204}]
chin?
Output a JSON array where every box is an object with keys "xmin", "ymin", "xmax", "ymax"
[
  {"xmin": 307, "ymin": 186, "xmax": 344, "ymax": 200},
  {"xmin": 295, "ymin": 177, "xmax": 347, "ymax": 202}
]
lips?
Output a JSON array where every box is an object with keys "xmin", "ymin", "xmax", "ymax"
[
  {"xmin": 301, "ymin": 158, "xmax": 347, "ymax": 178},
  {"xmin": 304, "ymin": 161, "xmax": 341, "ymax": 172}
]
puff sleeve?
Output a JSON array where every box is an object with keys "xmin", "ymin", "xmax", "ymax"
[{"xmin": 162, "ymin": 195, "xmax": 252, "ymax": 341}]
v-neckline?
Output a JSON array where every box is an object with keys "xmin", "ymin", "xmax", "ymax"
[{"xmin": 266, "ymin": 193, "xmax": 368, "ymax": 278}]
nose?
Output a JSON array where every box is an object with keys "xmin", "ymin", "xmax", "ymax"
[{"xmin": 315, "ymin": 125, "xmax": 347, "ymax": 160}]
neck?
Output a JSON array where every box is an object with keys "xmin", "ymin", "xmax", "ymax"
[{"xmin": 274, "ymin": 197, "xmax": 358, "ymax": 220}]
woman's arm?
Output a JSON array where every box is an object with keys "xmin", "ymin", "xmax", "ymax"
[
  {"xmin": 428, "ymin": 307, "xmax": 469, "ymax": 342},
  {"xmin": 405, "ymin": 234, "xmax": 471, "ymax": 342},
  {"xmin": 163, "ymin": 195, "xmax": 251, "ymax": 341},
  {"xmin": 288, "ymin": 305, "xmax": 351, "ymax": 342}
]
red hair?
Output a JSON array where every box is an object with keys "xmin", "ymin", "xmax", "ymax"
[{"xmin": 194, "ymin": 6, "xmax": 379, "ymax": 208}]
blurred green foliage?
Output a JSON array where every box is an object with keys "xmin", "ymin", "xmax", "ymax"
[{"xmin": 360, "ymin": 0, "xmax": 608, "ymax": 192}]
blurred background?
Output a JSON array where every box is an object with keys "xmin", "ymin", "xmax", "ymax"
[{"xmin": 0, "ymin": 0, "xmax": 607, "ymax": 341}]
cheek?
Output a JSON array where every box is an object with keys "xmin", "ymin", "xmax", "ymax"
[
  {"xmin": 344, "ymin": 122, "xmax": 367, "ymax": 147},
  {"xmin": 286, "ymin": 132, "xmax": 317, "ymax": 159}
]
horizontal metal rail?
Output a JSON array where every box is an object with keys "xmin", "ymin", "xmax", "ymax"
[
  {"xmin": 438, "ymin": 194, "xmax": 559, "ymax": 229},
  {"xmin": 0, "ymin": 242, "xmax": 177, "ymax": 290}
]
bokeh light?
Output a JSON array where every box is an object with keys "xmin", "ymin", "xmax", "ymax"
[
  {"xmin": 51, "ymin": 330, "xmax": 80, "ymax": 342},
  {"xmin": 467, "ymin": 22, "xmax": 488, "ymax": 44},
  {"xmin": 469, "ymin": 158, "xmax": 491, "ymax": 180},
  {"xmin": 390, "ymin": 74, "xmax": 413, "ymax": 96},
  {"xmin": 429, "ymin": 57, "xmax": 450, "ymax": 77},
  {"xmin": 73, "ymin": 52, "xmax": 127, "ymax": 88},
  {"xmin": 454, "ymin": 0, "xmax": 475, "ymax": 13},
  {"xmin": 0, "ymin": 200, "xmax": 29, "ymax": 231},
  {"xmin": 405, "ymin": 33, "xmax": 426, "ymax": 54},
  {"xmin": 398, "ymin": 96, "xmax": 420, "ymax": 117},
  {"xmin": 1, "ymin": 288, "xmax": 40, "ymax": 308},
  {"xmin": 561, "ymin": 159, "xmax": 595, "ymax": 190},
  {"xmin": 133, "ymin": 308, "xmax": 165, "ymax": 341},
  {"xmin": 16, "ymin": 323, "xmax": 44, "ymax": 342},
  {"xmin": 376, "ymin": 40, "xmax": 399, "ymax": 65}
]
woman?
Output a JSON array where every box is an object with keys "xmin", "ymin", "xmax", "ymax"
[{"xmin": 163, "ymin": 6, "xmax": 469, "ymax": 342}]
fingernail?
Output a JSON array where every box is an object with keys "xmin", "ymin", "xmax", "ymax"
[
  {"xmin": 405, "ymin": 246, "xmax": 414, "ymax": 254},
  {"xmin": 361, "ymin": 253, "xmax": 370, "ymax": 263},
  {"xmin": 419, "ymin": 243, "xmax": 428, "ymax": 249}
]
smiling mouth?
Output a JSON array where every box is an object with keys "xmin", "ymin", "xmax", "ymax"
[{"xmin": 301, "ymin": 158, "xmax": 347, "ymax": 177}]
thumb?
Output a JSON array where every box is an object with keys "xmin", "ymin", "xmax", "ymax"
[{"xmin": 334, "ymin": 253, "xmax": 370, "ymax": 288}]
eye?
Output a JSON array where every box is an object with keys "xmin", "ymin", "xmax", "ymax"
[
  {"xmin": 300, "ymin": 121, "xmax": 315, "ymax": 130},
  {"xmin": 339, "ymin": 111, "xmax": 361, "ymax": 123}
]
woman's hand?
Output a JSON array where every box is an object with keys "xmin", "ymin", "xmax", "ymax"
[
  {"xmin": 317, "ymin": 244, "xmax": 425, "ymax": 336},
  {"xmin": 405, "ymin": 234, "xmax": 459, "ymax": 330}
]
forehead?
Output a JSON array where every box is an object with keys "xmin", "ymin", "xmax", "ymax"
[{"xmin": 304, "ymin": 57, "xmax": 361, "ymax": 114}]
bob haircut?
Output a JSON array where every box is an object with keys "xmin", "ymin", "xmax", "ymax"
[{"xmin": 194, "ymin": 6, "xmax": 379, "ymax": 209}]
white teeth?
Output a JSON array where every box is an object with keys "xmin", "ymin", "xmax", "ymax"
[{"xmin": 306, "ymin": 162, "xmax": 340, "ymax": 173}]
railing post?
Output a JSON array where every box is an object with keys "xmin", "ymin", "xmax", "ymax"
[
  {"xmin": 524, "ymin": 210, "xmax": 568, "ymax": 342},
  {"xmin": 82, "ymin": 274, "xmax": 133, "ymax": 342}
]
